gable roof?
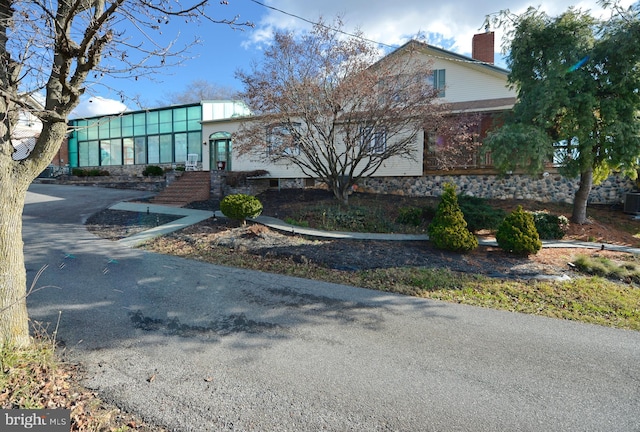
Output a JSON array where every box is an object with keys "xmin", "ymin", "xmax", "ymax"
[{"xmin": 378, "ymin": 39, "xmax": 510, "ymax": 78}]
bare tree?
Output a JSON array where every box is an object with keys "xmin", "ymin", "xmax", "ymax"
[
  {"xmin": 234, "ymin": 19, "xmax": 477, "ymax": 204},
  {"xmin": 163, "ymin": 79, "xmax": 238, "ymax": 105},
  {"xmin": 0, "ymin": 0, "xmax": 250, "ymax": 347}
]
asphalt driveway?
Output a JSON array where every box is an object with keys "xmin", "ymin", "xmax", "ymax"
[{"xmin": 24, "ymin": 184, "xmax": 640, "ymax": 431}]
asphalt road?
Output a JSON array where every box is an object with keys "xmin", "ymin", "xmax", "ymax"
[{"xmin": 24, "ymin": 184, "xmax": 640, "ymax": 431}]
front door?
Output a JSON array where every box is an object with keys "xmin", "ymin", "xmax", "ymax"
[{"xmin": 212, "ymin": 139, "xmax": 231, "ymax": 170}]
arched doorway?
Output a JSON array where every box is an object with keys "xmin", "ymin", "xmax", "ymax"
[{"xmin": 209, "ymin": 131, "xmax": 231, "ymax": 171}]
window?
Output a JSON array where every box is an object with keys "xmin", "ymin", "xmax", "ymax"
[
  {"xmin": 109, "ymin": 117, "xmax": 121, "ymax": 138},
  {"xmin": 133, "ymin": 113, "xmax": 146, "ymax": 136},
  {"xmin": 76, "ymin": 120, "xmax": 88, "ymax": 141},
  {"xmin": 361, "ymin": 126, "xmax": 387, "ymax": 154},
  {"xmin": 159, "ymin": 135, "xmax": 172, "ymax": 163},
  {"xmin": 146, "ymin": 112, "xmax": 159, "ymax": 134},
  {"xmin": 187, "ymin": 131, "xmax": 202, "ymax": 158},
  {"xmin": 123, "ymin": 138, "xmax": 134, "ymax": 165},
  {"xmin": 173, "ymin": 108, "xmax": 187, "ymax": 132},
  {"xmin": 134, "ymin": 137, "xmax": 146, "ymax": 164},
  {"xmin": 86, "ymin": 141, "xmax": 99, "ymax": 166},
  {"xmin": 121, "ymin": 115, "xmax": 133, "ymax": 137},
  {"xmin": 100, "ymin": 139, "xmax": 122, "ymax": 165},
  {"xmin": 428, "ymin": 69, "xmax": 446, "ymax": 97},
  {"xmin": 187, "ymin": 106, "xmax": 202, "ymax": 131},
  {"xmin": 69, "ymin": 104, "xmax": 203, "ymax": 167},
  {"xmin": 552, "ymin": 139, "xmax": 579, "ymax": 166},
  {"xmin": 267, "ymin": 123, "xmax": 301, "ymax": 156},
  {"xmin": 159, "ymin": 110, "xmax": 173, "ymax": 133},
  {"xmin": 147, "ymin": 136, "xmax": 160, "ymax": 164},
  {"xmin": 174, "ymin": 133, "xmax": 188, "ymax": 163}
]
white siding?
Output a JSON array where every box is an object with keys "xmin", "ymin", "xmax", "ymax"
[
  {"xmin": 432, "ymin": 59, "xmax": 515, "ymax": 103},
  {"xmin": 202, "ymin": 43, "xmax": 513, "ymax": 177},
  {"xmin": 203, "ymin": 118, "xmax": 424, "ymax": 178}
]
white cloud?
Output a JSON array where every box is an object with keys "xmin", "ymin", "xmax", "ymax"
[
  {"xmin": 71, "ymin": 96, "xmax": 128, "ymax": 119},
  {"xmin": 249, "ymin": 0, "xmax": 636, "ymax": 57}
]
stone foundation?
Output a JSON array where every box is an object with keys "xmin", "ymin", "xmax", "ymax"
[
  {"xmin": 47, "ymin": 166, "xmax": 639, "ymax": 205},
  {"xmin": 358, "ymin": 173, "xmax": 636, "ymax": 204}
]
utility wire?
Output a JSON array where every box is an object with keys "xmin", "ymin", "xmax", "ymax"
[
  {"xmin": 248, "ymin": 0, "xmax": 397, "ymax": 49},
  {"xmin": 247, "ymin": 0, "xmax": 502, "ymax": 68}
]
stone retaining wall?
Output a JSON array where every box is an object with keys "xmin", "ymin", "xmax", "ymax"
[
  {"xmin": 47, "ymin": 166, "xmax": 639, "ymax": 205},
  {"xmin": 43, "ymin": 174, "xmax": 166, "ymax": 192},
  {"xmin": 358, "ymin": 173, "xmax": 637, "ymax": 204}
]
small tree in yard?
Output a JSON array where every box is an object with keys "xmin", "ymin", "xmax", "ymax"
[
  {"xmin": 428, "ymin": 183, "xmax": 478, "ymax": 252},
  {"xmin": 484, "ymin": 3, "xmax": 640, "ymax": 224},
  {"xmin": 220, "ymin": 194, "xmax": 263, "ymax": 225},
  {"xmin": 234, "ymin": 19, "xmax": 478, "ymax": 205},
  {"xmin": 496, "ymin": 206, "xmax": 542, "ymax": 256},
  {"xmin": 0, "ymin": 0, "xmax": 250, "ymax": 347}
]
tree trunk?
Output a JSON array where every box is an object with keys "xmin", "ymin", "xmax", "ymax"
[
  {"xmin": 0, "ymin": 118, "xmax": 68, "ymax": 347},
  {"xmin": 571, "ymin": 169, "xmax": 593, "ymax": 224},
  {"xmin": 0, "ymin": 179, "xmax": 31, "ymax": 347}
]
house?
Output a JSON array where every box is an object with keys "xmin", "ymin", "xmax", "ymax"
[
  {"xmin": 65, "ymin": 33, "xmax": 635, "ymax": 204},
  {"xmin": 203, "ymin": 32, "xmax": 518, "ymax": 189}
]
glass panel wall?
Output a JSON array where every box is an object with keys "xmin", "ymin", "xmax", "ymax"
[{"xmin": 68, "ymin": 103, "xmax": 202, "ymax": 167}]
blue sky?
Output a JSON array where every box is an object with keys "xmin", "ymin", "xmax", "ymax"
[{"xmin": 72, "ymin": 0, "xmax": 635, "ymax": 118}]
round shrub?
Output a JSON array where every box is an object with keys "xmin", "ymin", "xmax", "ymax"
[
  {"xmin": 220, "ymin": 194, "xmax": 263, "ymax": 224},
  {"xmin": 142, "ymin": 165, "xmax": 164, "ymax": 176},
  {"xmin": 496, "ymin": 206, "xmax": 542, "ymax": 256},
  {"xmin": 530, "ymin": 211, "xmax": 569, "ymax": 240},
  {"xmin": 428, "ymin": 183, "xmax": 478, "ymax": 252}
]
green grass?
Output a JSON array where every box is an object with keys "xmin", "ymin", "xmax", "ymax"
[
  {"xmin": 356, "ymin": 267, "xmax": 640, "ymax": 330},
  {"xmin": 0, "ymin": 339, "xmax": 57, "ymax": 409},
  {"xmin": 572, "ymin": 254, "xmax": 640, "ymax": 284}
]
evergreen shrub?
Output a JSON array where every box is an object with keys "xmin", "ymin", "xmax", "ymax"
[
  {"xmin": 396, "ymin": 206, "xmax": 423, "ymax": 226},
  {"xmin": 496, "ymin": 206, "xmax": 542, "ymax": 256},
  {"xmin": 220, "ymin": 194, "xmax": 263, "ymax": 224},
  {"xmin": 458, "ymin": 195, "xmax": 506, "ymax": 232},
  {"xmin": 142, "ymin": 165, "xmax": 164, "ymax": 176},
  {"xmin": 530, "ymin": 211, "xmax": 569, "ymax": 240},
  {"xmin": 428, "ymin": 183, "xmax": 478, "ymax": 252}
]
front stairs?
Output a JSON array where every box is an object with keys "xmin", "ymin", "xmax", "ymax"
[{"xmin": 151, "ymin": 171, "xmax": 210, "ymax": 207}]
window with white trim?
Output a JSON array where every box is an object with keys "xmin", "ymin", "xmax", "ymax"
[
  {"xmin": 427, "ymin": 69, "xmax": 446, "ymax": 97},
  {"xmin": 361, "ymin": 126, "xmax": 387, "ymax": 154}
]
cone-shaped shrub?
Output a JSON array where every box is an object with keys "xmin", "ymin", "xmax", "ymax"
[
  {"xmin": 220, "ymin": 194, "xmax": 263, "ymax": 224},
  {"xmin": 496, "ymin": 206, "xmax": 542, "ymax": 256},
  {"xmin": 428, "ymin": 183, "xmax": 478, "ymax": 252}
]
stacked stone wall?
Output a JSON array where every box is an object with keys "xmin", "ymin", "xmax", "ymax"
[{"xmin": 358, "ymin": 174, "xmax": 636, "ymax": 204}]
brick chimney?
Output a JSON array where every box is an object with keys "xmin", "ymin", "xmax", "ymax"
[{"xmin": 472, "ymin": 31, "xmax": 495, "ymax": 64}]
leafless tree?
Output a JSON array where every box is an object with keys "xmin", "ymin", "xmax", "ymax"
[
  {"xmin": 0, "ymin": 0, "xmax": 251, "ymax": 347},
  {"xmin": 234, "ymin": 19, "xmax": 478, "ymax": 204},
  {"xmin": 163, "ymin": 79, "xmax": 238, "ymax": 105}
]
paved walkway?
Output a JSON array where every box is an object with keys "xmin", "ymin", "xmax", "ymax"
[{"xmin": 112, "ymin": 201, "xmax": 640, "ymax": 255}]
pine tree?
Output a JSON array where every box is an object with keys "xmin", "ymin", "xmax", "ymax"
[{"xmin": 428, "ymin": 183, "xmax": 478, "ymax": 252}]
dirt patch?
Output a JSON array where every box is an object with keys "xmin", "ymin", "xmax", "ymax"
[{"xmin": 85, "ymin": 210, "xmax": 182, "ymax": 240}]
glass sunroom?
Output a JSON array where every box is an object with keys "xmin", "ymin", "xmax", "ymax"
[{"xmin": 67, "ymin": 103, "xmax": 203, "ymax": 168}]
